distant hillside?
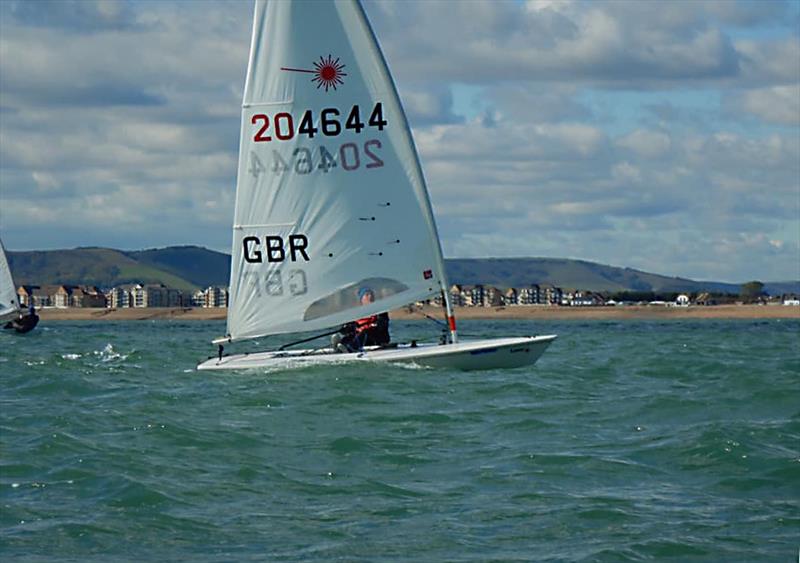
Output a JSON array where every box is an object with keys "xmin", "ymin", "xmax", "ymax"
[
  {"xmin": 763, "ymin": 281, "xmax": 800, "ymax": 295},
  {"xmin": 8, "ymin": 247, "xmax": 200, "ymax": 292},
  {"xmin": 446, "ymin": 258, "xmax": 743, "ymax": 294},
  {"xmin": 125, "ymin": 246, "xmax": 230, "ymax": 289},
  {"xmin": 446, "ymin": 258, "xmax": 798, "ymax": 295},
  {"xmin": 6, "ymin": 246, "xmax": 797, "ymax": 296}
]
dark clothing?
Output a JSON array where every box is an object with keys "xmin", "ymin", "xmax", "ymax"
[
  {"xmin": 339, "ymin": 312, "xmax": 390, "ymax": 351},
  {"xmin": 354, "ymin": 313, "xmax": 390, "ymax": 345},
  {"xmin": 4, "ymin": 312, "xmax": 39, "ymax": 334}
]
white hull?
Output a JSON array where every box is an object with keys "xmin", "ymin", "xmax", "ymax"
[{"xmin": 197, "ymin": 335, "xmax": 557, "ymax": 372}]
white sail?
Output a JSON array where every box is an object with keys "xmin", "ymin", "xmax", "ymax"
[
  {"xmin": 0, "ymin": 238, "xmax": 22, "ymax": 323},
  {"xmin": 225, "ymin": 0, "xmax": 449, "ymax": 342}
]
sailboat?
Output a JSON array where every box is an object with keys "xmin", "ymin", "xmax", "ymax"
[
  {"xmin": 198, "ymin": 0, "xmax": 555, "ymax": 371},
  {"xmin": 1, "ymin": 238, "xmax": 38, "ymax": 334}
]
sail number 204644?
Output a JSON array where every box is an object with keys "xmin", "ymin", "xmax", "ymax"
[
  {"xmin": 249, "ymin": 140, "xmax": 383, "ymax": 178},
  {"xmin": 251, "ymin": 103, "xmax": 387, "ymax": 142}
]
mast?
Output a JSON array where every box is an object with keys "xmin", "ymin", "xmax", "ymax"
[{"xmin": 443, "ymin": 287, "xmax": 457, "ymax": 343}]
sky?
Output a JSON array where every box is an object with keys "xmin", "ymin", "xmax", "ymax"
[{"xmin": 0, "ymin": 0, "xmax": 798, "ymax": 283}]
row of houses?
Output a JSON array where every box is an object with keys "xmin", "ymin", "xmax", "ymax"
[
  {"xmin": 436, "ymin": 286, "xmax": 800, "ymax": 307},
  {"xmin": 16, "ymin": 282, "xmax": 574, "ymax": 309},
  {"xmin": 16, "ymin": 284, "xmax": 229, "ymax": 309},
  {"xmin": 16, "ymin": 282, "xmax": 799, "ymax": 309},
  {"xmin": 17, "ymin": 285, "xmax": 107, "ymax": 309},
  {"xmin": 438, "ymin": 284, "xmax": 568, "ymax": 307},
  {"xmin": 429, "ymin": 285, "xmax": 613, "ymax": 307}
]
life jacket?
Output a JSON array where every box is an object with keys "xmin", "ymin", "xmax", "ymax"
[{"xmin": 355, "ymin": 315, "xmax": 378, "ymax": 334}]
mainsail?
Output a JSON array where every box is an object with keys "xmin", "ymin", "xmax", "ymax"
[
  {"xmin": 225, "ymin": 0, "xmax": 450, "ymax": 342},
  {"xmin": 0, "ymin": 239, "xmax": 21, "ymax": 323}
]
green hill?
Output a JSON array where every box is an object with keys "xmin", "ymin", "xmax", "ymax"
[
  {"xmin": 125, "ymin": 246, "xmax": 230, "ymax": 289},
  {"xmin": 8, "ymin": 247, "xmax": 198, "ymax": 292},
  {"xmin": 6, "ymin": 246, "xmax": 797, "ymax": 296},
  {"xmin": 445, "ymin": 258, "xmax": 743, "ymax": 294}
]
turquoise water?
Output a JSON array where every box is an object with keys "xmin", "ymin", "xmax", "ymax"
[{"xmin": 1, "ymin": 319, "xmax": 798, "ymax": 561}]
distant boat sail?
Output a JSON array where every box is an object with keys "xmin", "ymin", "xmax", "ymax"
[
  {"xmin": 198, "ymin": 0, "xmax": 555, "ymax": 370},
  {"xmin": 1, "ymin": 238, "xmax": 38, "ymax": 334},
  {"xmin": 0, "ymin": 239, "xmax": 21, "ymax": 323}
]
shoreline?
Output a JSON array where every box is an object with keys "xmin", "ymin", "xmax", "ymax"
[{"xmin": 35, "ymin": 304, "xmax": 799, "ymax": 322}]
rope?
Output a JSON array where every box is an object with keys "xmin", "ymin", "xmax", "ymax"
[{"xmin": 408, "ymin": 304, "xmax": 447, "ymax": 328}]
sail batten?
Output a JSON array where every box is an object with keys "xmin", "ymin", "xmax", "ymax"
[
  {"xmin": 234, "ymin": 223, "xmax": 297, "ymax": 229},
  {"xmin": 243, "ymin": 103, "xmax": 294, "ymax": 110},
  {"xmin": 224, "ymin": 0, "xmax": 449, "ymax": 342}
]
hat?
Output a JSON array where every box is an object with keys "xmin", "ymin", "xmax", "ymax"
[{"xmin": 358, "ymin": 287, "xmax": 374, "ymax": 300}]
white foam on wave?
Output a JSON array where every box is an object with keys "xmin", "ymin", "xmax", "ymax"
[
  {"xmin": 208, "ymin": 355, "xmax": 358, "ymax": 376},
  {"xmin": 62, "ymin": 353, "xmax": 82, "ymax": 360},
  {"xmin": 257, "ymin": 356, "xmax": 354, "ymax": 373},
  {"xmin": 393, "ymin": 361, "xmax": 432, "ymax": 371},
  {"xmin": 94, "ymin": 343, "xmax": 129, "ymax": 363}
]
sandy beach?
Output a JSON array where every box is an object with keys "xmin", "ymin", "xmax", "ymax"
[{"xmin": 35, "ymin": 304, "xmax": 799, "ymax": 322}]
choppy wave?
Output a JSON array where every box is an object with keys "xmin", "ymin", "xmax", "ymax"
[
  {"xmin": 0, "ymin": 318, "xmax": 797, "ymax": 561},
  {"xmin": 93, "ymin": 343, "xmax": 129, "ymax": 363}
]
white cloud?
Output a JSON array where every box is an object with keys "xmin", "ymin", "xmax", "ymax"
[
  {"xmin": 616, "ymin": 130, "xmax": 672, "ymax": 159},
  {"xmin": 738, "ymin": 85, "xmax": 800, "ymax": 125},
  {"xmin": 0, "ymin": 0, "xmax": 797, "ymax": 282},
  {"xmin": 611, "ymin": 161, "xmax": 642, "ymax": 184},
  {"xmin": 31, "ymin": 172, "xmax": 61, "ymax": 192},
  {"xmin": 736, "ymin": 37, "xmax": 800, "ymax": 84},
  {"xmin": 369, "ymin": 0, "xmax": 749, "ymax": 85}
]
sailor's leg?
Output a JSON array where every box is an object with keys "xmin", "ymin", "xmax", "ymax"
[{"xmin": 331, "ymin": 333, "xmax": 349, "ymax": 353}]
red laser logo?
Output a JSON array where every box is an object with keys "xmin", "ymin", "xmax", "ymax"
[{"xmin": 281, "ymin": 55, "xmax": 347, "ymax": 92}]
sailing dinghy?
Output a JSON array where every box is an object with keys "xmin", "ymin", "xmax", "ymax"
[
  {"xmin": 1, "ymin": 238, "xmax": 38, "ymax": 334},
  {"xmin": 198, "ymin": 0, "xmax": 555, "ymax": 371}
]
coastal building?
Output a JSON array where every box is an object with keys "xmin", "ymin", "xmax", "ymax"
[
  {"xmin": 541, "ymin": 284, "xmax": 563, "ymax": 305},
  {"xmin": 108, "ymin": 284, "xmax": 137, "ymax": 308},
  {"xmin": 54, "ymin": 285, "xmax": 107, "ymax": 308},
  {"xmin": 53, "ymin": 286, "xmax": 71, "ymax": 308},
  {"xmin": 29, "ymin": 285, "xmax": 62, "ymax": 308},
  {"xmin": 192, "ymin": 290, "xmax": 206, "ymax": 307},
  {"xmin": 465, "ymin": 285, "xmax": 485, "ymax": 307},
  {"xmin": 16, "ymin": 286, "xmax": 40, "ymax": 307},
  {"xmin": 131, "ymin": 284, "xmax": 182, "ymax": 308},
  {"xmin": 433, "ymin": 283, "xmax": 563, "ymax": 307},
  {"xmin": 202, "ymin": 286, "xmax": 228, "ymax": 308},
  {"xmin": 76, "ymin": 286, "xmax": 107, "ymax": 308},
  {"xmin": 695, "ymin": 292, "xmax": 717, "ymax": 306},
  {"xmin": 484, "ymin": 286, "xmax": 504, "ymax": 307},
  {"xmin": 504, "ymin": 288, "xmax": 518, "ymax": 305},
  {"xmin": 106, "ymin": 284, "xmax": 183, "ymax": 308},
  {"xmin": 15, "ymin": 284, "xmax": 107, "ymax": 308},
  {"xmin": 517, "ymin": 284, "xmax": 541, "ymax": 305},
  {"xmin": 448, "ymin": 285, "xmax": 466, "ymax": 307},
  {"xmin": 562, "ymin": 290, "xmax": 604, "ymax": 307}
]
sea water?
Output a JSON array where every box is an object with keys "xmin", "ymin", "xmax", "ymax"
[{"xmin": 1, "ymin": 318, "xmax": 798, "ymax": 561}]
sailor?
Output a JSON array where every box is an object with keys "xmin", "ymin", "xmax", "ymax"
[
  {"xmin": 332, "ymin": 287, "xmax": 390, "ymax": 352},
  {"xmin": 6, "ymin": 304, "xmax": 39, "ymax": 334}
]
